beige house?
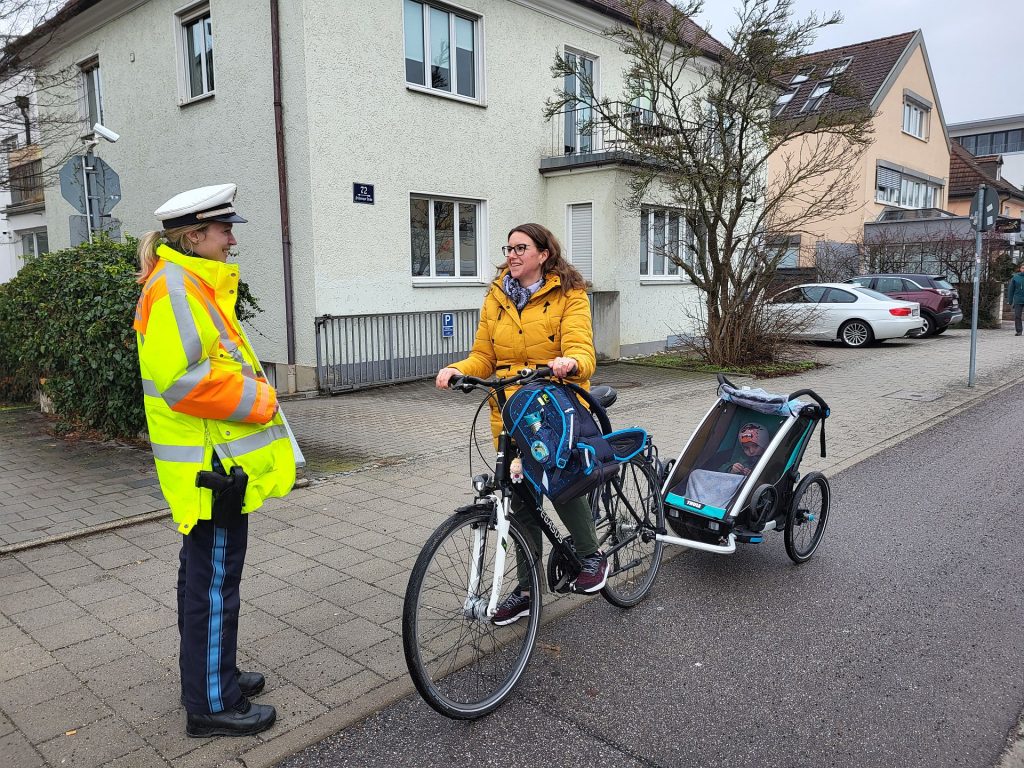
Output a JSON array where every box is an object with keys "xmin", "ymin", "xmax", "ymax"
[{"xmin": 768, "ymin": 30, "xmax": 950, "ymax": 267}]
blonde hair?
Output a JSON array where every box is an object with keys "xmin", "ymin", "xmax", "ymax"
[
  {"xmin": 136, "ymin": 223, "xmax": 210, "ymax": 283},
  {"xmin": 497, "ymin": 222, "xmax": 588, "ymax": 292}
]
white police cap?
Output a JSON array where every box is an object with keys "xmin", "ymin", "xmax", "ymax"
[{"xmin": 155, "ymin": 183, "xmax": 248, "ymax": 229}]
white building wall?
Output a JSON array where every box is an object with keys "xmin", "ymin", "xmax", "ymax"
[
  {"xmin": 32, "ymin": 0, "xmax": 708, "ymax": 374},
  {"xmin": 35, "ymin": 0, "xmax": 311, "ymax": 368}
]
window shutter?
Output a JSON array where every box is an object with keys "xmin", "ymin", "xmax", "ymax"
[
  {"xmin": 569, "ymin": 203, "xmax": 593, "ymax": 281},
  {"xmin": 877, "ymin": 166, "xmax": 901, "ymax": 189}
]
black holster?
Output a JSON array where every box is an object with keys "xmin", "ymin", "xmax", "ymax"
[{"xmin": 196, "ymin": 465, "xmax": 249, "ymax": 528}]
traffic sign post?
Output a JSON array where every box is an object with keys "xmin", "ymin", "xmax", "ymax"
[
  {"xmin": 441, "ymin": 313, "xmax": 454, "ymax": 339},
  {"xmin": 58, "ymin": 153, "xmax": 121, "ymax": 245},
  {"xmin": 966, "ymin": 184, "xmax": 997, "ymax": 387}
]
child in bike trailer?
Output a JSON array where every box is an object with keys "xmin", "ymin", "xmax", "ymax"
[
  {"xmin": 435, "ymin": 223, "xmax": 609, "ymax": 624},
  {"xmin": 720, "ymin": 422, "xmax": 771, "ymax": 477}
]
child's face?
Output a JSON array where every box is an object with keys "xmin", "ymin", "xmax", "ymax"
[{"xmin": 742, "ymin": 441, "xmax": 765, "ymax": 459}]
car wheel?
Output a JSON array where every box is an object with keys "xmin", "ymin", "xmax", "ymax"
[
  {"xmin": 839, "ymin": 319, "xmax": 874, "ymax": 348},
  {"xmin": 913, "ymin": 313, "xmax": 935, "ymax": 337}
]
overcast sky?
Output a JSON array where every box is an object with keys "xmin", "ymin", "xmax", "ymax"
[{"xmin": 694, "ymin": 0, "xmax": 1019, "ymax": 125}]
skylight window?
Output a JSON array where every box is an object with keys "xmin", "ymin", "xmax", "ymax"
[
  {"xmin": 824, "ymin": 56, "xmax": 852, "ymax": 77},
  {"xmin": 801, "ymin": 82, "xmax": 831, "ymax": 112},
  {"xmin": 790, "ymin": 65, "xmax": 814, "ymax": 85}
]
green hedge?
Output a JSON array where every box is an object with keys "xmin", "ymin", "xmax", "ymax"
[{"xmin": 0, "ymin": 236, "xmax": 260, "ymax": 439}]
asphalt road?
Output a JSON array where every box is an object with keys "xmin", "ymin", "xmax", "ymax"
[{"xmin": 278, "ymin": 382, "xmax": 1024, "ymax": 768}]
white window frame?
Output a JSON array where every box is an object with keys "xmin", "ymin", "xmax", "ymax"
[
  {"xmin": 773, "ymin": 85, "xmax": 798, "ymax": 116},
  {"xmin": 78, "ymin": 56, "xmax": 103, "ymax": 134},
  {"xmin": 403, "ymin": 0, "xmax": 485, "ymax": 106},
  {"xmin": 790, "ymin": 66, "xmax": 814, "ymax": 85},
  {"xmin": 565, "ymin": 201, "xmax": 594, "ymax": 283},
  {"xmin": 18, "ymin": 228, "xmax": 48, "ymax": 260},
  {"xmin": 801, "ymin": 82, "xmax": 831, "ymax": 113},
  {"xmin": 410, "ymin": 193, "xmax": 487, "ymax": 286},
  {"xmin": 175, "ymin": 2, "xmax": 215, "ymax": 105},
  {"xmin": 902, "ymin": 99, "xmax": 929, "ymax": 140},
  {"xmin": 639, "ymin": 206, "xmax": 694, "ymax": 282},
  {"xmin": 563, "ymin": 47, "xmax": 600, "ymax": 154},
  {"xmin": 824, "ymin": 57, "xmax": 852, "ymax": 77}
]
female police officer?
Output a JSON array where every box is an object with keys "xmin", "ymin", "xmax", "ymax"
[{"xmin": 134, "ymin": 184, "xmax": 297, "ymax": 737}]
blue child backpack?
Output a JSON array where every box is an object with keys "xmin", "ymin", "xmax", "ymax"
[{"xmin": 501, "ymin": 381, "xmax": 647, "ymax": 506}]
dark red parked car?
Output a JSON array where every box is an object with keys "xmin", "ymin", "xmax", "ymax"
[{"xmin": 843, "ymin": 274, "xmax": 962, "ymax": 337}]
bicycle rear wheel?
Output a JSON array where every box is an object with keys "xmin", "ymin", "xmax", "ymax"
[
  {"xmin": 594, "ymin": 457, "xmax": 665, "ymax": 608},
  {"xmin": 403, "ymin": 509, "xmax": 542, "ymax": 719}
]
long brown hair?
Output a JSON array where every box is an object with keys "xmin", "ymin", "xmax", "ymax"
[{"xmin": 497, "ymin": 222, "xmax": 588, "ymax": 292}]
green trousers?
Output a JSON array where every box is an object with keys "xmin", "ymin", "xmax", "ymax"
[{"xmin": 510, "ymin": 488, "xmax": 598, "ymax": 590}]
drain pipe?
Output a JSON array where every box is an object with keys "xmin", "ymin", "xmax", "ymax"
[{"xmin": 270, "ymin": 0, "xmax": 297, "ymax": 392}]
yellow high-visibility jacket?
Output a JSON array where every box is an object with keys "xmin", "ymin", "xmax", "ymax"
[
  {"xmin": 451, "ymin": 270, "xmax": 596, "ymax": 442},
  {"xmin": 134, "ymin": 245, "xmax": 296, "ymax": 534}
]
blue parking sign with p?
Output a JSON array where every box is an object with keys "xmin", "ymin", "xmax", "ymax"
[{"xmin": 441, "ymin": 313, "xmax": 454, "ymax": 338}]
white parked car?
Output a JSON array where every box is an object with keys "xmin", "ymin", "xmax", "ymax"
[{"xmin": 769, "ymin": 283, "xmax": 924, "ymax": 348}]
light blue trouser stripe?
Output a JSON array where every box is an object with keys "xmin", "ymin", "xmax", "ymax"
[{"xmin": 206, "ymin": 528, "xmax": 227, "ymax": 712}]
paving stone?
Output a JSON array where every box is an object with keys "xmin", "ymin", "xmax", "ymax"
[
  {"xmin": 0, "ymin": 728, "xmax": 46, "ymax": 768},
  {"xmin": 66, "ymin": 577, "xmax": 136, "ymax": 606},
  {"xmin": 0, "ymin": 643, "xmax": 56, "ymax": 683},
  {"xmin": 36, "ymin": 715, "xmax": 146, "ymax": 768},
  {"xmin": 315, "ymin": 615, "xmax": 395, "ymax": 657},
  {"xmin": 253, "ymin": 584, "xmax": 319, "ymax": 618},
  {"xmin": 0, "ymin": 571, "xmax": 48, "ymax": 598},
  {"xmin": 313, "ymin": 667, "xmax": 388, "ymax": 708},
  {"xmin": 7, "ymin": 685, "xmax": 112, "ymax": 743},
  {"xmin": 280, "ymin": 602, "xmax": 355, "ymax": 636},
  {"xmin": 33, "ymin": 614, "xmax": 111, "ymax": 651},
  {"xmin": 57, "ymin": 632, "xmax": 137, "ymax": 674},
  {"xmin": 276, "ymin": 646, "xmax": 362, "ymax": 693},
  {"xmin": 81, "ymin": 651, "xmax": 174, "ymax": 699},
  {"xmin": 104, "ymin": 744, "xmax": 173, "ymax": 768},
  {"xmin": 247, "ymin": 627, "xmax": 327, "ymax": 670},
  {"xmin": 89, "ymin": 590, "xmax": 161, "ymax": 621},
  {"xmin": 0, "ymin": 663, "xmax": 82, "ymax": 711}
]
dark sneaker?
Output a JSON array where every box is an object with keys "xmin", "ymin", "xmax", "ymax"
[
  {"xmin": 186, "ymin": 697, "xmax": 276, "ymax": 738},
  {"xmin": 491, "ymin": 591, "xmax": 531, "ymax": 625},
  {"xmin": 573, "ymin": 552, "xmax": 609, "ymax": 593}
]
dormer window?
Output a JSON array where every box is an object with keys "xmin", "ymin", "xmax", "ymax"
[
  {"xmin": 801, "ymin": 82, "xmax": 831, "ymax": 112},
  {"xmin": 790, "ymin": 65, "xmax": 814, "ymax": 85},
  {"xmin": 824, "ymin": 56, "xmax": 852, "ymax": 77}
]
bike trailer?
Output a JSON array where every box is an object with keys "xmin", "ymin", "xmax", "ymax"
[
  {"xmin": 659, "ymin": 376, "xmax": 830, "ymax": 558},
  {"xmin": 501, "ymin": 382, "xmax": 646, "ymax": 506}
]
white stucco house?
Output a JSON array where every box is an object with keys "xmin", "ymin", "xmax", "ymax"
[{"xmin": 16, "ymin": 0, "xmax": 724, "ymax": 391}]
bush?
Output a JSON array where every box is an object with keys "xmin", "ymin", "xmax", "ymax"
[{"xmin": 0, "ymin": 236, "xmax": 260, "ymax": 439}]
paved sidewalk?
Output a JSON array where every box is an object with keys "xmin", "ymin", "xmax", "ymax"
[{"xmin": 1, "ymin": 327, "xmax": 1023, "ymax": 767}]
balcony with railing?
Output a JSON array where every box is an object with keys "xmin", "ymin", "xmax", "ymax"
[
  {"xmin": 540, "ymin": 103, "xmax": 685, "ymax": 172},
  {"xmin": 5, "ymin": 144, "xmax": 44, "ymax": 212}
]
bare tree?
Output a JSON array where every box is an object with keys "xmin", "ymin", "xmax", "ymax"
[
  {"xmin": 0, "ymin": 0, "xmax": 84, "ymax": 194},
  {"xmin": 547, "ymin": 0, "xmax": 873, "ymax": 366}
]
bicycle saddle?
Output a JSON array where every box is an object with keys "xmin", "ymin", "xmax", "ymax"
[{"xmin": 589, "ymin": 384, "xmax": 617, "ymax": 409}]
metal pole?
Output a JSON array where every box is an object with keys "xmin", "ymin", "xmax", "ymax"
[
  {"xmin": 968, "ymin": 185, "xmax": 984, "ymax": 387},
  {"xmin": 81, "ymin": 152, "xmax": 94, "ymax": 245}
]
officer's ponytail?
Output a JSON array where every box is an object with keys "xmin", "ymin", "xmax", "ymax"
[{"xmin": 136, "ymin": 224, "xmax": 210, "ymax": 283}]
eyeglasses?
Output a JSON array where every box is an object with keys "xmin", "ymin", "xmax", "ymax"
[{"xmin": 501, "ymin": 244, "xmax": 531, "ymax": 257}]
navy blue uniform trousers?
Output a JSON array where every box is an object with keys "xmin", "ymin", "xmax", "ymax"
[{"xmin": 177, "ymin": 513, "xmax": 248, "ymax": 715}]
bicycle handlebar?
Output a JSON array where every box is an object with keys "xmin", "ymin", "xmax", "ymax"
[{"xmin": 449, "ymin": 365, "xmax": 555, "ymax": 393}]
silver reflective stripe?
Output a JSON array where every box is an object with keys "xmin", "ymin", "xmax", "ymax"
[
  {"xmin": 164, "ymin": 263, "xmax": 203, "ymax": 365},
  {"xmin": 141, "ymin": 379, "xmax": 160, "ymax": 397},
  {"xmin": 215, "ymin": 424, "xmax": 288, "ymax": 459},
  {"xmin": 162, "ymin": 358, "xmax": 212, "ymax": 407},
  {"xmin": 151, "ymin": 442, "xmax": 204, "ymax": 463},
  {"xmin": 228, "ymin": 375, "xmax": 259, "ymax": 421},
  {"xmin": 183, "ymin": 272, "xmax": 250, "ymax": 368}
]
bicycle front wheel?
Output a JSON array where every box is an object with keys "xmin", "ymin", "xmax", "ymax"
[
  {"xmin": 595, "ymin": 457, "xmax": 665, "ymax": 608},
  {"xmin": 402, "ymin": 509, "xmax": 542, "ymax": 719}
]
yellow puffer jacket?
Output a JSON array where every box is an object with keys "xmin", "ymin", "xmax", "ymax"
[{"xmin": 451, "ymin": 270, "xmax": 596, "ymax": 441}]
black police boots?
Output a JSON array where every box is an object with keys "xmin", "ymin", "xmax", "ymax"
[
  {"xmin": 186, "ymin": 697, "xmax": 276, "ymax": 738},
  {"xmin": 237, "ymin": 669, "xmax": 265, "ymax": 698}
]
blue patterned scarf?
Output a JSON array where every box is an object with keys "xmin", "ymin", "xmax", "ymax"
[{"xmin": 503, "ymin": 274, "xmax": 533, "ymax": 311}]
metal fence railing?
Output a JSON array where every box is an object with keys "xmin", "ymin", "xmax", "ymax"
[{"xmin": 314, "ymin": 308, "xmax": 480, "ymax": 393}]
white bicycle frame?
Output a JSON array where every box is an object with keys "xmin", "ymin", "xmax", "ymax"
[{"xmin": 463, "ymin": 492, "xmax": 513, "ymax": 620}]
